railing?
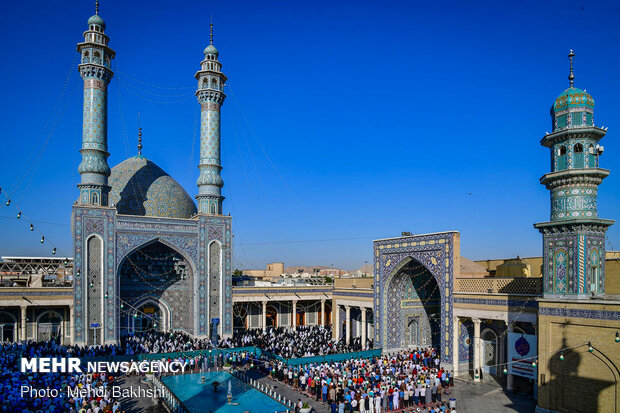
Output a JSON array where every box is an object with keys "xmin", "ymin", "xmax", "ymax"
[
  {"xmin": 152, "ymin": 374, "xmax": 191, "ymax": 413},
  {"xmin": 283, "ymin": 348, "xmax": 382, "ymax": 366},
  {"xmin": 455, "ymin": 277, "xmax": 542, "ymax": 295},
  {"xmin": 231, "ymin": 369, "xmax": 293, "ymax": 412},
  {"xmin": 84, "ymin": 346, "xmax": 382, "ymax": 367},
  {"xmin": 0, "ymin": 286, "xmax": 72, "ymax": 293}
]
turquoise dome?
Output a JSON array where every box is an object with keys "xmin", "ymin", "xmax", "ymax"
[
  {"xmin": 204, "ymin": 44, "xmax": 218, "ymax": 56},
  {"xmin": 553, "ymin": 87, "xmax": 594, "ymax": 113},
  {"xmin": 88, "ymin": 14, "xmax": 105, "ymax": 28},
  {"xmin": 108, "ymin": 155, "xmax": 197, "ymax": 219}
]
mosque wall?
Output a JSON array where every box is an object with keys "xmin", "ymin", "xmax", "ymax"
[{"xmin": 537, "ymin": 300, "xmax": 620, "ymax": 413}]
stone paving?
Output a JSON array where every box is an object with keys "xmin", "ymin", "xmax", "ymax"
[
  {"xmin": 245, "ymin": 370, "xmax": 536, "ymax": 413},
  {"xmin": 117, "ymin": 376, "xmax": 167, "ymax": 413}
]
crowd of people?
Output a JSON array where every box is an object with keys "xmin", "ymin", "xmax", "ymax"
[
  {"xmin": 221, "ymin": 325, "xmax": 371, "ymax": 358},
  {"xmin": 264, "ymin": 347, "xmax": 458, "ymax": 413},
  {"xmin": 0, "ymin": 340, "xmax": 123, "ymax": 413},
  {"xmin": 0, "ymin": 329, "xmax": 452, "ymax": 412}
]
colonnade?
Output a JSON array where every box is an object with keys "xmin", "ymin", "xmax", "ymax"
[
  {"xmin": 0, "ymin": 304, "xmax": 72, "ymax": 344},
  {"xmin": 234, "ymin": 298, "xmax": 331, "ymax": 332},
  {"xmin": 452, "ymin": 314, "xmax": 536, "ymax": 387},
  {"xmin": 333, "ymin": 304, "xmax": 373, "ymax": 347}
]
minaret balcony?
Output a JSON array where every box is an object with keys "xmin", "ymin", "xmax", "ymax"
[
  {"xmin": 539, "ymin": 168, "xmax": 609, "ymax": 190},
  {"xmin": 540, "ymin": 126, "xmax": 606, "ymax": 147}
]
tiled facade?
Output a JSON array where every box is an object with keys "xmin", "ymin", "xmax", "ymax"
[
  {"xmin": 71, "ymin": 12, "xmax": 232, "ymax": 345},
  {"xmin": 374, "ymin": 232, "xmax": 458, "ymax": 364}
]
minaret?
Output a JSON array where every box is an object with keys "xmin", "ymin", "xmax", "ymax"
[
  {"xmin": 76, "ymin": 0, "xmax": 115, "ymax": 206},
  {"xmin": 534, "ymin": 51, "xmax": 614, "ymax": 297},
  {"xmin": 195, "ymin": 22, "xmax": 227, "ymax": 215}
]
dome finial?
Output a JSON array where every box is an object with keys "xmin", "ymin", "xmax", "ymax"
[
  {"xmin": 137, "ymin": 128, "xmax": 143, "ymax": 155},
  {"xmin": 210, "ymin": 16, "xmax": 214, "ymax": 45},
  {"xmin": 95, "ymin": 0, "xmax": 100, "ymax": 15},
  {"xmin": 568, "ymin": 49, "xmax": 575, "ymax": 88}
]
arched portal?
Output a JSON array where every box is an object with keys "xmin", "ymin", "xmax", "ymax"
[
  {"xmin": 385, "ymin": 258, "xmax": 441, "ymax": 349},
  {"xmin": 233, "ymin": 303, "xmax": 248, "ymax": 331},
  {"xmin": 0, "ymin": 312, "xmax": 16, "ymax": 342},
  {"xmin": 481, "ymin": 328, "xmax": 498, "ymax": 376},
  {"xmin": 266, "ymin": 305, "xmax": 278, "ymax": 328},
  {"xmin": 374, "ymin": 232, "xmax": 457, "ymax": 363},
  {"xmin": 118, "ymin": 241, "xmax": 193, "ymax": 335},
  {"xmin": 37, "ymin": 310, "xmax": 63, "ymax": 342},
  {"xmin": 407, "ymin": 318, "xmax": 419, "ymax": 346},
  {"xmin": 296, "ymin": 303, "xmax": 306, "ymax": 327},
  {"xmin": 134, "ymin": 303, "xmax": 163, "ymax": 333},
  {"xmin": 324, "ymin": 303, "xmax": 332, "ymax": 326}
]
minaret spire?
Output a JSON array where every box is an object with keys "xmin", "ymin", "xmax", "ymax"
[
  {"xmin": 137, "ymin": 128, "xmax": 143, "ymax": 155},
  {"xmin": 210, "ymin": 17, "xmax": 214, "ymax": 45},
  {"xmin": 568, "ymin": 49, "xmax": 575, "ymax": 88},
  {"xmin": 95, "ymin": 0, "xmax": 99, "ymax": 14}
]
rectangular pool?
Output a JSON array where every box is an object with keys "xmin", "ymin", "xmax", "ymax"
[{"xmin": 163, "ymin": 371, "xmax": 290, "ymax": 413}]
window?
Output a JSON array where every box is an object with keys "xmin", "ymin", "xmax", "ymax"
[
  {"xmin": 92, "ymin": 193, "xmax": 99, "ymax": 205},
  {"xmin": 573, "ymin": 143, "xmax": 584, "ymax": 168},
  {"xmin": 557, "ymin": 146, "xmax": 567, "ymax": 171},
  {"xmin": 588, "ymin": 145, "xmax": 596, "ymax": 168},
  {"xmin": 210, "ymin": 203, "xmax": 217, "ymax": 214}
]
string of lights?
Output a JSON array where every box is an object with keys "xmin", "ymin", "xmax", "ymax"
[
  {"xmin": 115, "ymin": 75, "xmax": 194, "ymax": 103},
  {"xmin": 9, "ymin": 54, "xmax": 79, "ymax": 203},
  {"xmin": 0, "ymin": 186, "xmax": 67, "ymax": 259},
  {"xmin": 115, "ymin": 69, "xmax": 196, "ymax": 91}
]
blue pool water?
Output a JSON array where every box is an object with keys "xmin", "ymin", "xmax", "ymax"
[{"xmin": 163, "ymin": 372, "xmax": 290, "ymax": 413}]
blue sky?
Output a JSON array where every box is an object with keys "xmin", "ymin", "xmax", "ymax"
[{"xmin": 0, "ymin": 0, "xmax": 619, "ymax": 270}]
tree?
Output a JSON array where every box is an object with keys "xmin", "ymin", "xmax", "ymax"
[{"xmin": 233, "ymin": 269, "xmax": 243, "ymax": 276}]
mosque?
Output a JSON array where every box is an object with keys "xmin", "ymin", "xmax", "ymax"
[
  {"xmin": 0, "ymin": 6, "xmax": 619, "ymax": 413},
  {"xmin": 71, "ymin": 7, "xmax": 232, "ymax": 345}
]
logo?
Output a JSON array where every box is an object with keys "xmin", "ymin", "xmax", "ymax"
[{"xmin": 515, "ymin": 336, "xmax": 530, "ymax": 357}]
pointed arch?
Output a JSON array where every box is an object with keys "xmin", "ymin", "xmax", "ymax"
[
  {"xmin": 85, "ymin": 234, "xmax": 104, "ymax": 345},
  {"xmin": 117, "ymin": 237, "xmax": 198, "ymax": 278},
  {"xmin": 118, "ymin": 238, "xmax": 196, "ymax": 335},
  {"xmin": 131, "ymin": 296, "xmax": 171, "ymax": 332},
  {"xmin": 383, "ymin": 255, "xmax": 443, "ymax": 349},
  {"xmin": 37, "ymin": 310, "xmax": 63, "ymax": 342},
  {"xmin": 208, "ymin": 239, "xmax": 223, "ymax": 338}
]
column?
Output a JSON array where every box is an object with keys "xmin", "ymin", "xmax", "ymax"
[
  {"xmin": 452, "ymin": 316, "xmax": 460, "ymax": 376},
  {"xmin": 345, "ymin": 305, "xmax": 351, "ymax": 346},
  {"xmin": 292, "ymin": 300, "xmax": 297, "ymax": 328},
  {"xmin": 361, "ymin": 307, "xmax": 367, "ymax": 349},
  {"xmin": 473, "ymin": 318, "xmax": 481, "ymax": 382},
  {"xmin": 334, "ymin": 304, "xmax": 340, "ymax": 341},
  {"xmin": 507, "ymin": 322, "xmax": 514, "ymax": 391},
  {"xmin": 320, "ymin": 299, "xmax": 326, "ymax": 326},
  {"xmin": 20, "ymin": 306, "xmax": 27, "ymax": 341},
  {"xmin": 262, "ymin": 301, "xmax": 267, "ymax": 333}
]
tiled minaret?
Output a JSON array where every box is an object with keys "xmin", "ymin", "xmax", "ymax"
[
  {"xmin": 195, "ymin": 23, "xmax": 227, "ymax": 215},
  {"xmin": 76, "ymin": 1, "xmax": 115, "ymax": 207},
  {"xmin": 534, "ymin": 51, "xmax": 614, "ymax": 298}
]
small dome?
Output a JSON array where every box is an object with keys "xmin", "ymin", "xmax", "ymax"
[
  {"xmin": 553, "ymin": 87, "xmax": 594, "ymax": 113},
  {"xmin": 88, "ymin": 14, "xmax": 105, "ymax": 28},
  {"xmin": 108, "ymin": 155, "xmax": 197, "ymax": 219},
  {"xmin": 204, "ymin": 44, "xmax": 219, "ymax": 57}
]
